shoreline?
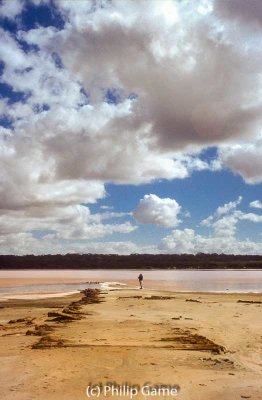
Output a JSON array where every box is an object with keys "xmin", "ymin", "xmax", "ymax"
[
  {"xmin": 1, "ymin": 267, "xmax": 262, "ymax": 271},
  {"xmin": 1, "ymin": 279, "xmax": 262, "ymax": 301},
  {"xmin": 1, "ymin": 288, "xmax": 262, "ymax": 301}
]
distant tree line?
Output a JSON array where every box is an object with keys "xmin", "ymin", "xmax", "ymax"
[{"xmin": 0, "ymin": 253, "xmax": 261, "ymax": 269}]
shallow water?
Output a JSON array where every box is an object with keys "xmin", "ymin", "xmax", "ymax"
[
  {"xmin": 0, "ymin": 269, "xmax": 261, "ymax": 298},
  {"xmin": 0, "ymin": 281, "xmax": 102, "ymax": 300}
]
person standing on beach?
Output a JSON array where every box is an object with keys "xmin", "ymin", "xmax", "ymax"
[{"xmin": 138, "ymin": 273, "xmax": 143, "ymax": 289}]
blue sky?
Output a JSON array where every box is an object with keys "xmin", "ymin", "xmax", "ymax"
[{"xmin": 0, "ymin": 0, "xmax": 261, "ymax": 255}]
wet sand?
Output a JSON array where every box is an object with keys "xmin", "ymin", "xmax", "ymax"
[{"xmin": 0, "ymin": 287, "xmax": 261, "ymax": 400}]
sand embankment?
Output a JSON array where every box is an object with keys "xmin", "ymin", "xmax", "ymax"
[{"xmin": 0, "ymin": 288, "xmax": 261, "ymax": 400}]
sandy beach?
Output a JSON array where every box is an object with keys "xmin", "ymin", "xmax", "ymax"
[{"xmin": 0, "ymin": 287, "xmax": 261, "ymax": 400}]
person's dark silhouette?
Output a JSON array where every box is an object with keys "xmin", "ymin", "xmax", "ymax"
[{"xmin": 138, "ymin": 273, "xmax": 143, "ymax": 289}]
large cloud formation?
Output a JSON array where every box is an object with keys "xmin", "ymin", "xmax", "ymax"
[
  {"xmin": 0, "ymin": 0, "xmax": 261, "ymax": 254},
  {"xmin": 160, "ymin": 197, "xmax": 262, "ymax": 255},
  {"xmin": 159, "ymin": 228, "xmax": 262, "ymax": 255}
]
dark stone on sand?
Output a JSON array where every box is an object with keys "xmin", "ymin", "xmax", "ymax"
[
  {"xmin": 31, "ymin": 288, "xmax": 105, "ymax": 349},
  {"xmin": 32, "ymin": 335, "xmax": 66, "ymax": 349},
  {"xmin": 186, "ymin": 299, "xmax": 202, "ymax": 303},
  {"xmin": 80, "ymin": 288, "xmax": 104, "ymax": 304},
  {"xmin": 26, "ymin": 324, "xmax": 54, "ymax": 336},
  {"xmin": 237, "ymin": 300, "xmax": 262, "ymax": 304},
  {"xmin": 160, "ymin": 329, "xmax": 225, "ymax": 354},
  {"xmin": 8, "ymin": 317, "xmax": 35, "ymax": 324},
  {"xmin": 47, "ymin": 311, "xmax": 82, "ymax": 322},
  {"xmin": 145, "ymin": 296, "xmax": 174, "ymax": 300}
]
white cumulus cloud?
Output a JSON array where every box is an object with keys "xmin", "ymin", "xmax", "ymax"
[{"xmin": 133, "ymin": 194, "xmax": 181, "ymax": 227}]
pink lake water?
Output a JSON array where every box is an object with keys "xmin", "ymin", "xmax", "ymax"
[{"xmin": 0, "ymin": 269, "xmax": 261, "ymax": 299}]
